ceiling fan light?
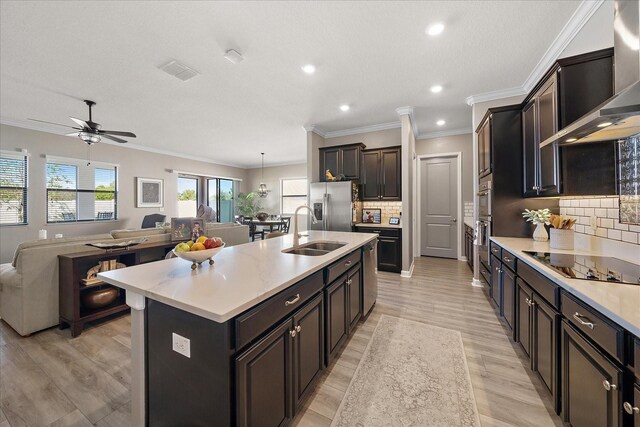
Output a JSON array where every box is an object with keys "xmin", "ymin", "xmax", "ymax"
[{"xmin": 78, "ymin": 131, "xmax": 101, "ymax": 144}]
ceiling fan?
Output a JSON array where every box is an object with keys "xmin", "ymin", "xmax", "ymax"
[{"xmin": 29, "ymin": 100, "xmax": 136, "ymax": 144}]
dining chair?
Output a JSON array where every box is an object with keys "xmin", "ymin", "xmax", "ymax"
[{"xmin": 280, "ymin": 217, "xmax": 291, "ymax": 233}]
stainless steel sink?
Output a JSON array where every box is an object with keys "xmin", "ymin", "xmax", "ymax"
[
  {"xmin": 300, "ymin": 241, "xmax": 347, "ymax": 251},
  {"xmin": 282, "ymin": 241, "xmax": 347, "ymax": 256},
  {"xmin": 282, "ymin": 248, "xmax": 330, "ymax": 256}
]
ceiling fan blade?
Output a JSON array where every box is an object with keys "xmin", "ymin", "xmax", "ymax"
[
  {"xmin": 98, "ymin": 130, "xmax": 136, "ymax": 138},
  {"xmin": 65, "ymin": 132, "xmax": 80, "ymax": 137},
  {"xmin": 28, "ymin": 118, "xmax": 77, "ymax": 129},
  {"xmin": 100, "ymin": 134, "xmax": 128, "ymax": 144},
  {"xmin": 69, "ymin": 117, "xmax": 91, "ymax": 129}
]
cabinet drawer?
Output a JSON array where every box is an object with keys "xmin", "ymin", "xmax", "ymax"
[
  {"xmin": 490, "ymin": 242, "xmax": 502, "ymax": 258},
  {"xmin": 518, "ymin": 261, "xmax": 559, "ymax": 309},
  {"xmin": 501, "ymin": 249, "xmax": 517, "ymax": 272},
  {"xmin": 480, "ymin": 263, "xmax": 491, "ymax": 287},
  {"xmin": 356, "ymin": 227, "xmax": 400, "ymax": 238},
  {"xmin": 326, "ymin": 251, "xmax": 361, "ymax": 284},
  {"xmin": 479, "ymin": 248, "xmax": 490, "ymax": 270},
  {"xmin": 561, "ymin": 292, "xmax": 624, "ymax": 364},
  {"xmin": 236, "ymin": 271, "xmax": 323, "ymax": 350}
]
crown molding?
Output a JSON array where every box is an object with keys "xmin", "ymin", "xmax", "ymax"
[
  {"xmin": 1, "ymin": 117, "xmax": 250, "ymax": 169},
  {"xmin": 323, "ymin": 121, "xmax": 401, "ymax": 139},
  {"xmin": 245, "ymin": 160, "xmax": 308, "ymax": 170},
  {"xmin": 417, "ymin": 127, "xmax": 473, "ymax": 140},
  {"xmin": 465, "ymin": 0, "xmax": 604, "ymax": 106},
  {"xmin": 395, "ymin": 106, "xmax": 419, "ymax": 138},
  {"xmin": 303, "ymin": 125, "xmax": 326, "ymax": 138}
]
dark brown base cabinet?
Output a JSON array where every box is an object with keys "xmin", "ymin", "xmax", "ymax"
[
  {"xmin": 491, "ymin": 257, "xmax": 502, "ymax": 314},
  {"xmin": 561, "ymin": 320, "xmax": 622, "ymax": 427},
  {"xmin": 355, "ymin": 226, "xmax": 402, "ymax": 273},
  {"xmin": 464, "ymin": 224, "xmax": 474, "ymax": 272},
  {"xmin": 532, "ymin": 294, "xmax": 559, "ymax": 412},
  {"xmin": 326, "ymin": 264, "xmax": 362, "ymax": 364},
  {"xmin": 516, "ymin": 278, "xmax": 533, "ymax": 359},
  {"xmin": 502, "ymin": 267, "xmax": 515, "ymax": 331}
]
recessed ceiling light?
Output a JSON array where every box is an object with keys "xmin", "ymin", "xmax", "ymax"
[
  {"xmin": 224, "ymin": 49, "xmax": 244, "ymax": 64},
  {"xmin": 565, "ymin": 137, "xmax": 577, "ymax": 142},
  {"xmin": 302, "ymin": 64, "xmax": 315, "ymax": 74},
  {"xmin": 426, "ymin": 23, "xmax": 445, "ymax": 36},
  {"xmin": 597, "ymin": 122, "xmax": 613, "ymax": 128},
  {"xmin": 430, "ymin": 85, "xmax": 443, "ymax": 93},
  {"xmin": 436, "ymin": 119, "xmax": 446, "ymax": 126},
  {"xmin": 340, "ymin": 105, "xmax": 350, "ymax": 112}
]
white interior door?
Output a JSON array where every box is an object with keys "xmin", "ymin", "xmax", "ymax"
[{"xmin": 420, "ymin": 157, "xmax": 458, "ymax": 258}]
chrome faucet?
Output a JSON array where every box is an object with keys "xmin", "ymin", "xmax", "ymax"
[{"xmin": 293, "ymin": 205, "xmax": 318, "ymax": 248}]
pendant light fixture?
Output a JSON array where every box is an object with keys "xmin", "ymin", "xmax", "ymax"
[{"xmin": 257, "ymin": 152, "xmax": 268, "ymax": 198}]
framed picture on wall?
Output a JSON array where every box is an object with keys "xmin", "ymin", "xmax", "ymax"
[{"xmin": 136, "ymin": 177, "xmax": 163, "ymax": 208}]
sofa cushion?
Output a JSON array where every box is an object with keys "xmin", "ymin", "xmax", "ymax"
[
  {"xmin": 11, "ymin": 233, "xmax": 113, "ymax": 267},
  {"xmin": 110, "ymin": 228, "xmax": 166, "ymax": 239}
]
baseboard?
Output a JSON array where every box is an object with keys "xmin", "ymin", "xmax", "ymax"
[
  {"xmin": 400, "ymin": 261, "xmax": 415, "ymax": 278},
  {"xmin": 472, "ymin": 278, "xmax": 483, "ymax": 287},
  {"xmin": 458, "ymin": 256, "xmax": 467, "ymax": 262}
]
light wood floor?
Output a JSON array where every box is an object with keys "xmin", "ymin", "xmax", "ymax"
[{"xmin": 0, "ymin": 257, "xmax": 562, "ymax": 426}]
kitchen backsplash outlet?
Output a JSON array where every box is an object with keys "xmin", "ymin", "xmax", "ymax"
[
  {"xmin": 362, "ymin": 201, "xmax": 402, "ymax": 223},
  {"xmin": 559, "ymin": 196, "xmax": 640, "ymax": 245}
]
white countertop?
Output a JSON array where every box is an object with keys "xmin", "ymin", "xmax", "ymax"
[
  {"xmin": 355, "ymin": 222, "xmax": 402, "ymax": 229},
  {"xmin": 490, "ymin": 237, "xmax": 640, "ymax": 337},
  {"xmin": 463, "ymin": 217, "xmax": 474, "ymax": 228},
  {"xmin": 98, "ymin": 231, "xmax": 377, "ymax": 323}
]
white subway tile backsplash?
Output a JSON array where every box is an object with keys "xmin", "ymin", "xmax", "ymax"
[
  {"xmin": 607, "ymin": 229, "xmax": 622, "ymax": 240},
  {"xmin": 557, "ymin": 196, "xmax": 638, "ymax": 247}
]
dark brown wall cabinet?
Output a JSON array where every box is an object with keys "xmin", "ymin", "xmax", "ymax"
[
  {"xmin": 236, "ymin": 294, "xmax": 325, "ymax": 427},
  {"xmin": 478, "ymin": 118, "xmax": 491, "ymax": 178},
  {"xmin": 325, "ymin": 264, "xmax": 362, "ymax": 363},
  {"xmin": 361, "ymin": 147, "xmax": 401, "ymax": 201},
  {"xmin": 319, "ymin": 143, "xmax": 365, "ymax": 182},
  {"xmin": 522, "ymin": 48, "xmax": 615, "ymax": 198}
]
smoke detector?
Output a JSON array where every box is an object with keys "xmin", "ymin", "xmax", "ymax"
[
  {"xmin": 224, "ymin": 49, "xmax": 244, "ymax": 64},
  {"xmin": 159, "ymin": 60, "xmax": 199, "ymax": 81}
]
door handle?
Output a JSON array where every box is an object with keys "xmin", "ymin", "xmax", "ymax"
[{"xmin": 451, "ymin": 218, "xmax": 457, "ymax": 223}]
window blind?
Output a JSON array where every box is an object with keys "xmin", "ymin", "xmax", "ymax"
[
  {"xmin": 46, "ymin": 157, "xmax": 118, "ymax": 223},
  {"xmin": 281, "ymin": 178, "xmax": 307, "ymax": 215},
  {"xmin": 0, "ymin": 151, "xmax": 28, "ymax": 225}
]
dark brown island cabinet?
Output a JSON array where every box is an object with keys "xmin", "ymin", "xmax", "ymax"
[
  {"xmin": 318, "ymin": 143, "xmax": 366, "ymax": 181},
  {"xmin": 144, "ymin": 247, "xmax": 368, "ymax": 427},
  {"xmin": 361, "ymin": 147, "xmax": 402, "ymax": 201},
  {"xmin": 355, "ymin": 226, "xmax": 402, "ymax": 273},
  {"xmin": 489, "ymin": 240, "xmax": 640, "ymax": 426},
  {"xmin": 58, "ymin": 241, "xmax": 175, "ymax": 337}
]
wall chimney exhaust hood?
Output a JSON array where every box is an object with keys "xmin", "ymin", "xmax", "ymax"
[{"xmin": 542, "ymin": 0, "xmax": 640, "ymax": 148}]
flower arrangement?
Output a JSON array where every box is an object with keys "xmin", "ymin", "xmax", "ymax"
[{"xmin": 522, "ymin": 208, "xmax": 551, "ymax": 225}]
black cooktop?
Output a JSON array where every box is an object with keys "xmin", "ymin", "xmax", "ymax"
[{"xmin": 523, "ymin": 251, "xmax": 640, "ymax": 285}]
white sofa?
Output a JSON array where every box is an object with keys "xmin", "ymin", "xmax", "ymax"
[{"xmin": 0, "ymin": 223, "xmax": 249, "ymax": 336}]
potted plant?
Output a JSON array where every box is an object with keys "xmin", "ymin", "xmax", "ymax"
[
  {"xmin": 548, "ymin": 214, "xmax": 576, "ymax": 250},
  {"xmin": 235, "ymin": 192, "xmax": 262, "ymax": 218},
  {"xmin": 522, "ymin": 208, "xmax": 552, "ymax": 242}
]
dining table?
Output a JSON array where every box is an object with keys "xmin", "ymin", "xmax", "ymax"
[{"xmin": 245, "ymin": 218, "xmax": 287, "ymax": 232}]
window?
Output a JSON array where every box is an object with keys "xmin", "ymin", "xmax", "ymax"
[
  {"xmin": 0, "ymin": 151, "xmax": 28, "ymax": 225},
  {"xmin": 46, "ymin": 157, "xmax": 118, "ymax": 223},
  {"xmin": 206, "ymin": 178, "xmax": 235, "ymax": 223},
  {"xmin": 177, "ymin": 176, "xmax": 199, "ymax": 217},
  {"xmin": 281, "ymin": 178, "xmax": 308, "ymax": 215}
]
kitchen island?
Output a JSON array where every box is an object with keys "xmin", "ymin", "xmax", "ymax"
[{"xmin": 99, "ymin": 231, "xmax": 378, "ymax": 427}]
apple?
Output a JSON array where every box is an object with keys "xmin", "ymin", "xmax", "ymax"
[
  {"xmin": 212, "ymin": 237, "xmax": 223, "ymax": 248},
  {"xmin": 203, "ymin": 238, "xmax": 216, "ymax": 249}
]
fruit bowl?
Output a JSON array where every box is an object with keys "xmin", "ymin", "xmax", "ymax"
[{"xmin": 173, "ymin": 243, "xmax": 226, "ymax": 270}]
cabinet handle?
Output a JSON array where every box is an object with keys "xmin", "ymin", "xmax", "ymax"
[
  {"xmin": 624, "ymin": 402, "xmax": 639, "ymax": 415},
  {"xmin": 289, "ymin": 329, "xmax": 297, "ymax": 338},
  {"xmin": 492, "ymin": 248, "xmax": 499, "ymax": 253},
  {"xmin": 573, "ymin": 312, "xmax": 595, "ymax": 329},
  {"xmin": 345, "ymin": 260, "xmax": 352, "ymax": 267},
  {"xmin": 532, "ymin": 186, "xmax": 539, "ymax": 191},
  {"xmin": 295, "ymin": 325, "xmax": 302, "ymax": 334},
  {"xmin": 285, "ymin": 294, "xmax": 300, "ymax": 307},
  {"xmin": 602, "ymin": 380, "xmax": 617, "ymax": 391},
  {"xmin": 503, "ymin": 256, "xmax": 512, "ymax": 262},
  {"xmin": 525, "ymin": 297, "xmax": 532, "ymax": 307}
]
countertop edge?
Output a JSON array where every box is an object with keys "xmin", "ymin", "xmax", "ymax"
[
  {"xmin": 99, "ymin": 233, "xmax": 378, "ymax": 323},
  {"xmin": 490, "ymin": 236, "xmax": 639, "ymax": 337}
]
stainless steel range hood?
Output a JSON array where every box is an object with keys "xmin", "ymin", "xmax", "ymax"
[{"xmin": 542, "ymin": 0, "xmax": 640, "ymax": 148}]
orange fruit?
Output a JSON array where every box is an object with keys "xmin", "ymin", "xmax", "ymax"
[
  {"xmin": 191, "ymin": 242, "xmax": 206, "ymax": 251},
  {"xmin": 196, "ymin": 236, "xmax": 208, "ymax": 244}
]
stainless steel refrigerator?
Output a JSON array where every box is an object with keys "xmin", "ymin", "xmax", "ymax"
[{"xmin": 309, "ymin": 181, "xmax": 359, "ymax": 231}]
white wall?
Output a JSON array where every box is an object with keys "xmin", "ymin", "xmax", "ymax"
[
  {"xmin": 245, "ymin": 163, "xmax": 307, "ymax": 214},
  {"xmin": 0, "ymin": 124, "xmax": 247, "ymax": 263},
  {"xmin": 560, "ymin": 1, "xmax": 614, "ymax": 58}
]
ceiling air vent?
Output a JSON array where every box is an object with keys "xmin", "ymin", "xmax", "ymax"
[{"xmin": 158, "ymin": 60, "xmax": 199, "ymax": 81}]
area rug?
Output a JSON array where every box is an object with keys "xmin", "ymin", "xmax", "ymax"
[{"xmin": 331, "ymin": 315, "xmax": 481, "ymax": 426}]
